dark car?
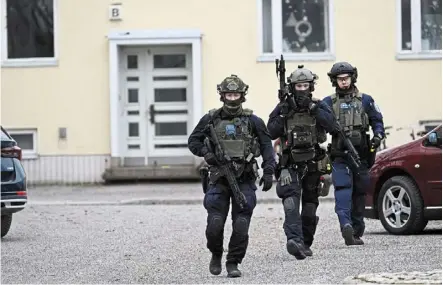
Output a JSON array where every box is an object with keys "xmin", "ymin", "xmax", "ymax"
[
  {"xmin": 365, "ymin": 125, "xmax": 442, "ymax": 235},
  {"xmin": 1, "ymin": 126, "xmax": 28, "ymax": 238}
]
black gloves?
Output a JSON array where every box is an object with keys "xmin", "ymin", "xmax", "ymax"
[
  {"xmin": 296, "ymin": 95, "xmax": 311, "ymax": 109},
  {"xmin": 204, "ymin": 152, "xmax": 218, "ymax": 166},
  {"xmin": 371, "ymin": 135, "xmax": 382, "ymax": 149},
  {"xmin": 259, "ymin": 169, "xmax": 274, "ymax": 192},
  {"xmin": 308, "ymin": 102, "xmax": 318, "ymax": 114}
]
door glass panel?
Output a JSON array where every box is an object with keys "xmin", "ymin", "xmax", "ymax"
[
  {"xmin": 156, "ymin": 110, "xmax": 187, "ymax": 115},
  {"xmin": 127, "ymin": 76, "xmax": 139, "ymax": 82},
  {"xmin": 128, "ymin": 123, "xmax": 139, "ymax": 137},
  {"xmin": 155, "ymin": 122, "xmax": 187, "ymax": 136},
  {"xmin": 128, "ymin": 89, "xmax": 139, "ymax": 103},
  {"xmin": 154, "ymin": 88, "xmax": 186, "ymax": 102},
  {"xmin": 153, "ymin": 76, "xmax": 187, "ymax": 81},
  {"xmin": 155, "ymin": 144, "xmax": 188, "ymax": 148},
  {"xmin": 127, "ymin": 55, "xmax": 138, "ymax": 69},
  {"xmin": 153, "ymin": 54, "xmax": 186, "ymax": 68}
]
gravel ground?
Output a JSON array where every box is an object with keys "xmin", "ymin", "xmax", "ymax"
[
  {"xmin": 26, "ymin": 182, "xmax": 334, "ymax": 205},
  {"xmin": 1, "ymin": 201, "xmax": 441, "ymax": 284}
]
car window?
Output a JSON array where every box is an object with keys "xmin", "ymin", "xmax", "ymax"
[
  {"xmin": 436, "ymin": 128, "xmax": 442, "ymax": 140},
  {"xmin": 422, "ymin": 126, "xmax": 442, "ymax": 148}
]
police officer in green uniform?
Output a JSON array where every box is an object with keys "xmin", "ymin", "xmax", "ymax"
[
  {"xmin": 267, "ymin": 66, "xmax": 337, "ymax": 259},
  {"xmin": 188, "ymin": 75, "xmax": 276, "ymax": 278},
  {"xmin": 322, "ymin": 62, "xmax": 385, "ymax": 245}
]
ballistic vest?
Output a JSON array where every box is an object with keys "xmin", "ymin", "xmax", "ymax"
[
  {"xmin": 285, "ymin": 108, "xmax": 326, "ymax": 163},
  {"xmin": 208, "ymin": 108, "xmax": 257, "ymax": 163},
  {"xmin": 330, "ymin": 92, "xmax": 369, "ymax": 147}
]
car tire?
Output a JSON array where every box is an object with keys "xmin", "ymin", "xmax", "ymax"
[
  {"xmin": 377, "ymin": 176, "xmax": 428, "ymax": 235},
  {"xmin": 1, "ymin": 214, "xmax": 13, "ymax": 238}
]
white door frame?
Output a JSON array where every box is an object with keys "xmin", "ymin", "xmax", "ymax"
[{"xmin": 107, "ymin": 29, "xmax": 203, "ymax": 161}]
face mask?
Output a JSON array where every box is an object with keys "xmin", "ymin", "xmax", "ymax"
[
  {"xmin": 294, "ymin": 90, "xmax": 311, "ymax": 108},
  {"xmin": 222, "ymin": 96, "xmax": 243, "ymax": 116}
]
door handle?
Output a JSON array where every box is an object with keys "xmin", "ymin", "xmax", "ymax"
[{"xmin": 149, "ymin": 104, "xmax": 156, "ymax": 124}]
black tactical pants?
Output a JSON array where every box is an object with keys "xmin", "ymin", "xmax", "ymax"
[
  {"xmin": 276, "ymin": 167, "xmax": 321, "ymax": 247},
  {"xmin": 203, "ymin": 180, "xmax": 257, "ymax": 264}
]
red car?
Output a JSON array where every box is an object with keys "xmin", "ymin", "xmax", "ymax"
[{"xmin": 365, "ymin": 125, "xmax": 442, "ymax": 235}]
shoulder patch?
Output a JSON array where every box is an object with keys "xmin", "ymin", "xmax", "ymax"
[
  {"xmin": 208, "ymin": 108, "xmax": 218, "ymax": 118},
  {"xmin": 242, "ymin": 108, "xmax": 253, "ymax": 116}
]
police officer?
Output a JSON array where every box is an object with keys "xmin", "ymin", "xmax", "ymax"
[
  {"xmin": 322, "ymin": 62, "xmax": 385, "ymax": 246},
  {"xmin": 267, "ymin": 65, "xmax": 336, "ymax": 259},
  {"xmin": 188, "ymin": 75, "xmax": 276, "ymax": 278}
]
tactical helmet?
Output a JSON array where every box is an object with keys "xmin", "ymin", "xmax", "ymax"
[
  {"xmin": 327, "ymin": 62, "xmax": 358, "ymax": 87},
  {"xmin": 217, "ymin": 74, "xmax": 249, "ymax": 94},
  {"xmin": 287, "ymin": 65, "xmax": 318, "ymax": 92},
  {"xmin": 217, "ymin": 74, "xmax": 249, "ymax": 102}
]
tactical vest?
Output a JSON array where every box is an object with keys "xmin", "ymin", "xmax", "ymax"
[
  {"xmin": 285, "ymin": 110, "xmax": 326, "ymax": 163},
  {"xmin": 330, "ymin": 92, "xmax": 369, "ymax": 147},
  {"xmin": 208, "ymin": 108, "xmax": 258, "ymax": 166}
]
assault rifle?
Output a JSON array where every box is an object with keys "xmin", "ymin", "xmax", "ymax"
[
  {"xmin": 334, "ymin": 121, "xmax": 362, "ymax": 174},
  {"xmin": 275, "ymin": 55, "xmax": 295, "ymax": 169},
  {"xmin": 208, "ymin": 124, "xmax": 247, "ymax": 209},
  {"xmin": 276, "ymin": 54, "xmax": 289, "ymax": 103}
]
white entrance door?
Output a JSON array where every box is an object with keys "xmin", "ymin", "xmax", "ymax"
[
  {"xmin": 119, "ymin": 45, "xmax": 192, "ymax": 164},
  {"xmin": 119, "ymin": 47, "xmax": 148, "ymax": 166},
  {"xmin": 146, "ymin": 46, "xmax": 193, "ymax": 158}
]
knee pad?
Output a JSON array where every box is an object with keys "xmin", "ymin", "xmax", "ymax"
[
  {"xmin": 233, "ymin": 216, "xmax": 250, "ymax": 236},
  {"xmin": 283, "ymin": 197, "xmax": 297, "ymax": 212},
  {"xmin": 208, "ymin": 215, "xmax": 224, "ymax": 235},
  {"xmin": 301, "ymin": 203, "xmax": 317, "ymax": 219}
]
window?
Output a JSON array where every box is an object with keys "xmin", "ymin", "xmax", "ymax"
[
  {"xmin": 415, "ymin": 119, "xmax": 442, "ymax": 137},
  {"xmin": 398, "ymin": 0, "xmax": 442, "ymax": 59},
  {"xmin": 1, "ymin": 0, "xmax": 57, "ymax": 67},
  {"xmin": 258, "ymin": 0, "xmax": 334, "ymax": 61},
  {"xmin": 6, "ymin": 129, "xmax": 38, "ymax": 159}
]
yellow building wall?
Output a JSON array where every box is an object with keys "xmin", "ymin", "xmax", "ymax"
[{"xmin": 1, "ymin": 0, "xmax": 441, "ymax": 155}]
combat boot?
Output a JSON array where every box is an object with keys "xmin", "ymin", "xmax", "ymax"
[
  {"xmin": 341, "ymin": 224, "xmax": 362, "ymax": 246},
  {"xmin": 286, "ymin": 239, "xmax": 307, "ymax": 260},
  {"xmin": 304, "ymin": 245, "xmax": 313, "ymax": 257},
  {"xmin": 209, "ymin": 254, "xmax": 222, "ymax": 275},
  {"xmin": 226, "ymin": 262, "xmax": 241, "ymax": 278},
  {"xmin": 354, "ymin": 236, "xmax": 364, "ymax": 245}
]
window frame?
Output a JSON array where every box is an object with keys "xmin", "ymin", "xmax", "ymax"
[
  {"xmin": 6, "ymin": 129, "xmax": 38, "ymax": 159},
  {"xmin": 1, "ymin": 0, "xmax": 59, "ymax": 67},
  {"xmin": 257, "ymin": 0, "xmax": 335, "ymax": 62},
  {"xmin": 396, "ymin": 0, "xmax": 442, "ymax": 60}
]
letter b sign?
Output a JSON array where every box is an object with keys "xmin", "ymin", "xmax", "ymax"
[{"xmin": 109, "ymin": 5, "xmax": 122, "ymax": 21}]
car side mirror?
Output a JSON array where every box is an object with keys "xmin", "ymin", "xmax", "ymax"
[{"xmin": 427, "ymin": 132, "xmax": 439, "ymax": 146}]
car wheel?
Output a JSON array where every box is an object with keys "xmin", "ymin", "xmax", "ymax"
[
  {"xmin": 1, "ymin": 214, "xmax": 13, "ymax": 238},
  {"xmin": 377, "ymin": 176, "xmax": 428, "ymax": 235}
]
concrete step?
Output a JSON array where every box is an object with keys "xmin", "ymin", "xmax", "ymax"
[{"xmin": 102, "ymin": 164, "xmax": 201, "ymax": 181}]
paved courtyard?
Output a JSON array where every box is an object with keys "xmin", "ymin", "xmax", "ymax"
[{"xmin": 1, "ymin": 183, "xmax": 441, "ymax": 284}]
